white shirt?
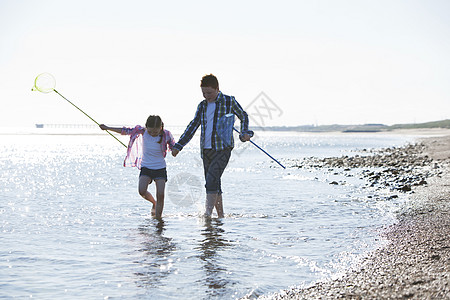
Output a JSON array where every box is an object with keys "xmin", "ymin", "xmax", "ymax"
[
  {"xmin": 204, "ymin": 101, "xmax": 216, "ymax": 149},
  {"xmin": 141, "ymin": 131, "xmax": 166, "ymax": 169}
]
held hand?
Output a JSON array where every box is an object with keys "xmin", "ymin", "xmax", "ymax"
[{"xmin": 172, "ymin": 148, "xmax": 180, "ymax": 157}]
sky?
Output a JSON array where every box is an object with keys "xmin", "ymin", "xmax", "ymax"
[{"xmin": 1, "ymin": 0, "xmax": 449, "ymax": 128}]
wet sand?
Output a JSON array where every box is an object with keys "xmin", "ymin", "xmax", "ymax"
[{"xmin": 266, "ymin": 133, "xmax": 450, "ymax": 299}]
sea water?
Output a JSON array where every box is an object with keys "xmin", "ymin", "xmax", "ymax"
[{"xmin": 0, "ymin": 130, "xmax": 418, "ymax": 299}]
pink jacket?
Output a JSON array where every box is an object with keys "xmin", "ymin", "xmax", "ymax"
[{"xmin": 121, "ymin": 125, "xmax": 175, "ymax": 169}]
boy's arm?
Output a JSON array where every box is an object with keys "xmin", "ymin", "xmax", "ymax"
[
  {"xmin": 231, "ymin": 97, "xmax": 253, "ymax": 140},
  {"xmin": 173, "ymin": 102, "xmax": 203, "ymax": 151}
]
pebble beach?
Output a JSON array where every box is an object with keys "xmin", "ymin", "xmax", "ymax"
[{"xmin": 265, "ymin": 132, "xmax": 450, "ymax": 299}]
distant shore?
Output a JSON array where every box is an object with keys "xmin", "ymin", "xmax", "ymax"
[
  {"xmin": 2, "ymin": 118, "xmax": 450, "ymax": 135},
  {"xmin": 256, "ymin": 119, "xmax": 450, "ymax": 133},
  {"xmin": 262, "ymin": 134, "xmax": 450, "ymax": 299},
  {"xmin": 2, "ymin": 126, "xmax": 450, "ymax": 137}
]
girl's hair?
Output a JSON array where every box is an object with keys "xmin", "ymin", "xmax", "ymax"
[{"xmin": 145, "ymin": 115, "xmax": 164, "ymax": 143}]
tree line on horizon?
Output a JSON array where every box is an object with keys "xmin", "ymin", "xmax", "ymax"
[{"xmin": 256, "ymin": 119, "xmax": 450, "ymax": 133}]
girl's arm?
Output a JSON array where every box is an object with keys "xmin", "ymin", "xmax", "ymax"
[
  {"xmin": 166, "ymin": 130, "xmax": 176, "ymax": 150},
  {"xmin": 99, "ymin": 124, "xmax": 122, "ymax": 134}
]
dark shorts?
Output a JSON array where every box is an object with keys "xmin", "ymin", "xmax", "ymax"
[
  {"xmin": 139, "ymin": 167, "xmax": 167, "ymax": 181},
  {"xmin": 202, "ymin": 148, "xmax": 232, "ymax": 194}
]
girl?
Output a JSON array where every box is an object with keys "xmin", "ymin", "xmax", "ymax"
[{"xmin": 100, "ymin": 115, "xmax": 175, "ymax": 218}]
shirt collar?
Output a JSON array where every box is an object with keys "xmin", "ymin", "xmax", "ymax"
[
  {"xmin": 204, "ymin": 91, "xmax": 222, "ymax": 105},
  {"xmin": 215, "ymin": 91, "xmax": 223, "ymax": 102}
]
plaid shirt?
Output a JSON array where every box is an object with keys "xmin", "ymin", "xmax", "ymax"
[{"xmin": 174, "ymin": 92, "xmax": 251, "ymax": 152}]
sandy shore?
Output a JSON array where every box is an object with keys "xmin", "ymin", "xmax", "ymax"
[{"xmin": 265, "ymin": 134, "xmax": 450, "ymax": 299}]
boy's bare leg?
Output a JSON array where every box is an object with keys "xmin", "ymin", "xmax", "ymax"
[
  {"xmin": 138, "ymin": 176, "xmax": 156, "ymax": 214},
  {"xmin": 215, "ymin": 194, "xmax": 224, "ymax": 218},
  {"xmin": 154, "ymin": 180, "xmax": 166, "ymax": 219},
  {"xmin": 205, "ymin": 193, "xmax": 218, "ymax": 218}
]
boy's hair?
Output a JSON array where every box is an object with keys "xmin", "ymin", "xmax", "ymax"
[
  {"xmin": 200, "ymin": 74, "xmax": 219, "ymax": 90},
  {"xmin": 145, "ymin": 115, "xmax": 164, "ymax": 143}
]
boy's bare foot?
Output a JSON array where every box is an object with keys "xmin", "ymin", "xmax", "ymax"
[{"xmin": 151, "ymin": 204, "xmax": 156, "ymax": 216}]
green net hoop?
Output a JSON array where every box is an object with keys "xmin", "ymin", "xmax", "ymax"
[{"xmin": 32, "ymin": 73, "xmax": 56, "ymax": 93}]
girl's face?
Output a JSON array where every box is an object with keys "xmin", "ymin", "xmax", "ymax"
[{"xmin": 147, "ymin": 126, "xmax": 162, "ymax": 137}]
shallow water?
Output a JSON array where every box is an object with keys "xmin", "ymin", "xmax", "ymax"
[{"xmin": 0, "ymin": 131, "xmax": 417, "ymax": 299}]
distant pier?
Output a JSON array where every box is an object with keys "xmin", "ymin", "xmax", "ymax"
[{"xmin": 35, "ymin": 124, "xmax": 98, "ymax": 129}]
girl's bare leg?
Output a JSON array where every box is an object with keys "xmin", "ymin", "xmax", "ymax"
[
  {"xmin": 154, "ymin": 180, "xmax": 166, "ymax": 219},
  {"xmin": 138, "ymin": 175, "xmax": 156, "ymax": 214}
]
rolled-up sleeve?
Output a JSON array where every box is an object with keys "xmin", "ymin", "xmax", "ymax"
[{"xmin": 231, "ymin": 97, "xmax": 251, "ymax": 134}]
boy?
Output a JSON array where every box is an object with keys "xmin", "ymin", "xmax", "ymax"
[{"xmin": 172, "ymin": 74, "xmax": 253, "ymax": 218}]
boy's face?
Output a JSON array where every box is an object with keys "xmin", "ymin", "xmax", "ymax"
[{"xmin": 202, "ymin": 86, "xmax": 219, "ymax": 103}]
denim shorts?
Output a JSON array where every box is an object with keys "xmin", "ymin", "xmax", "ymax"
[
  {"xmin": 202, "ymin": 148, "xmax": 232, "ymax": 194},
  {"xmin": 139, "ymin": 167, "xmax": 167, "ymax": 181}
]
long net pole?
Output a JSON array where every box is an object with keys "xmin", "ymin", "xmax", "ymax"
[
  {"xmin": 233, "ymin": 127, "xmax": 286, "ymax": 169},
  {"xmin": 53, "ymin": 89, "xmax": 127, "ymax": 148}
]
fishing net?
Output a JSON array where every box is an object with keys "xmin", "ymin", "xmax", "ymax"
[
  {"xmin": 31, "ymin": 72, "xmax": 127, "ymax": 148},
  {"xmin": 32, "ymin": 73, "xmax": 56, "ymax": 93}
]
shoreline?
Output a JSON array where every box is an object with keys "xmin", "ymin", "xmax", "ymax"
[
  {"xmin": 265, "ymin": 135, "xmax": 450, "ymax": 299},
  {"xmin": 1, "ymin": 127, "xmax": 450, "ymax": 136}
]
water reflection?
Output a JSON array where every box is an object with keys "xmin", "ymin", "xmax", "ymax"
[
  {"xmin": 196, "ymin": 219, "xmax": 234, "ymax": 299},
  {"xmin": 134, "ymin": 219, "xmax": 176, "ymax": 289}
]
